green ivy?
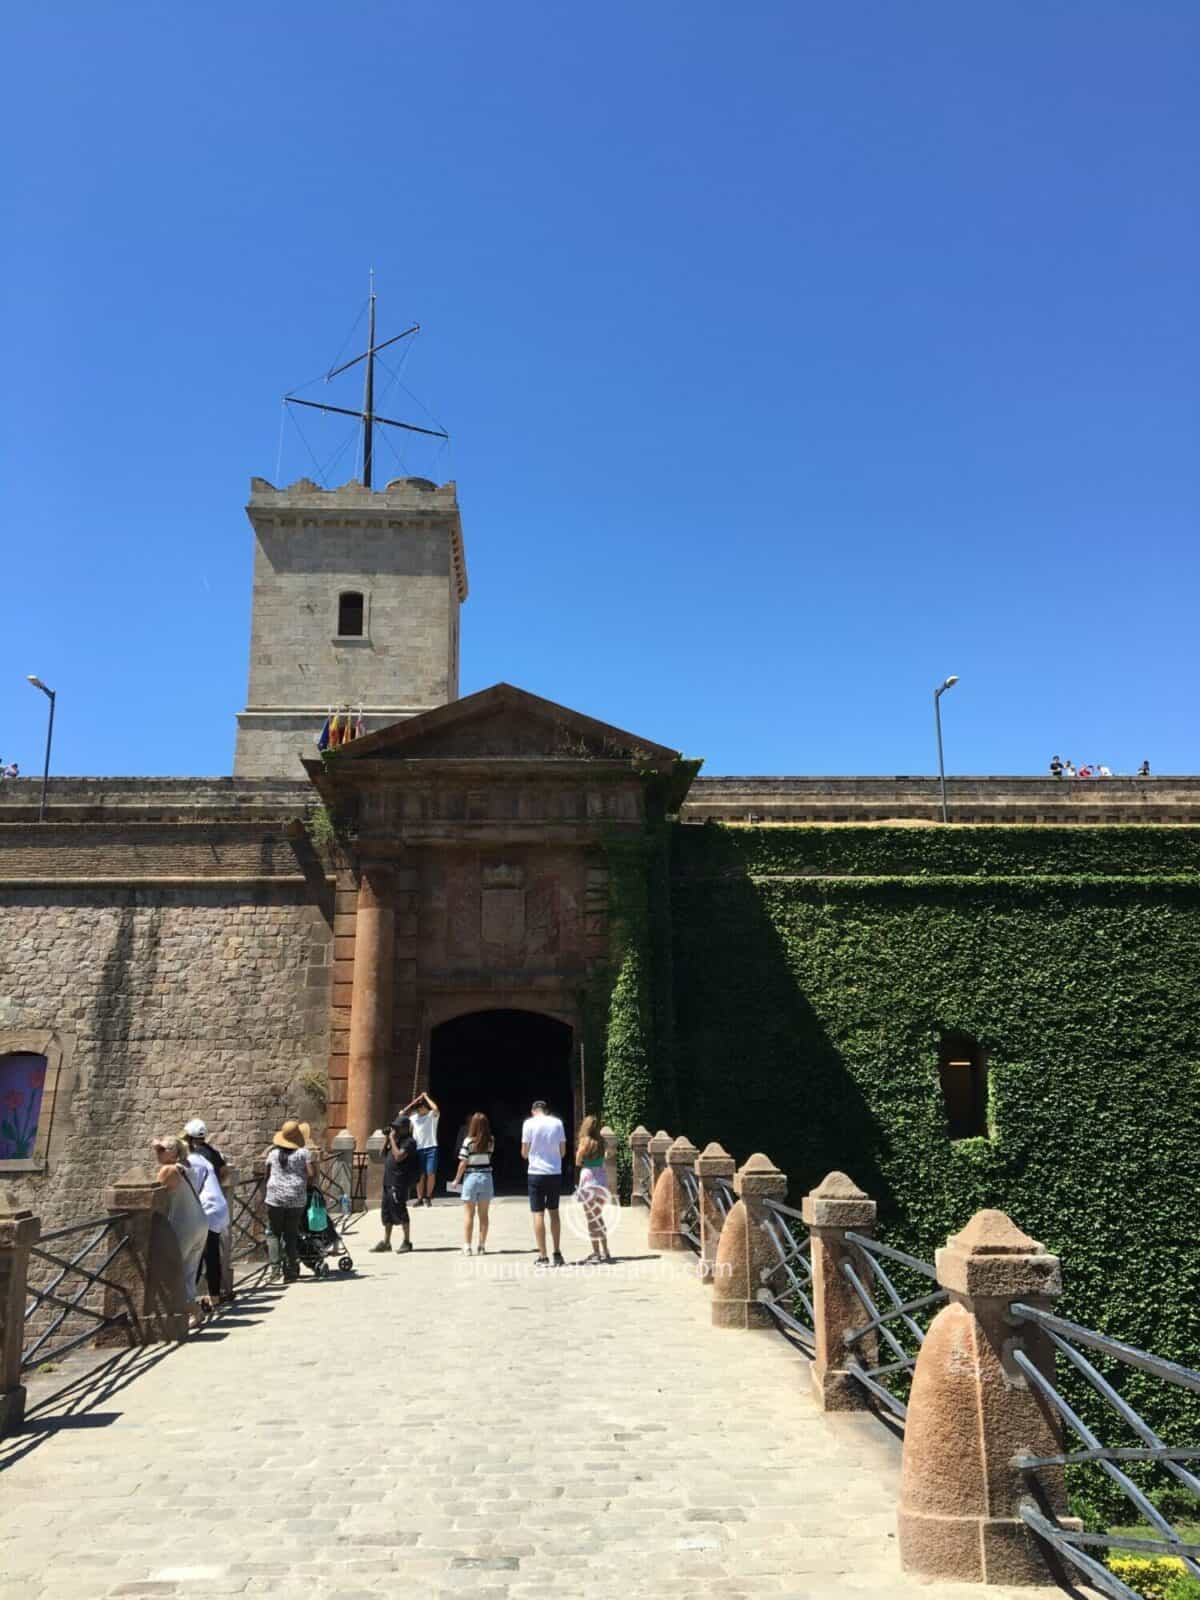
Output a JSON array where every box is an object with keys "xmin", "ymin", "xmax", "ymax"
[{"xmin": 669, "ymin": 822, "xmax": 1200, "ymax": 1524}]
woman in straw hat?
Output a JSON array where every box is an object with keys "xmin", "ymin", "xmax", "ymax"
[{"xmin": 265, "ymin": 1120, "xmax": 309, "ymax": 1282}]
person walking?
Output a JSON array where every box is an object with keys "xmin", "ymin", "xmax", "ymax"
[
  {"xmin": 574, "ymin": 1115, "xmax": 612, "ymax": 1263},
  {"xmin": 373, "ymin": 1114, "xmax": 417, "ymax": 1254},
  {"xmin": 152, "ymin": 1135, "xmax": 210, "ymax": 1327},
  {"xmin": 402, "ymin": 1091, "xmax": 440, "ymax": 1206},
  {"xmin": 452, "ymin": 1112, "xmax": 495, "ymax": 1255},
  {"xmin": 184, "ymin": 1117, "xmax": 234, "ymax": 1303},
  {"xmin": 264, "ymin": 1120, "xmax": 309, "ymax": 1283},
  {"xmin": 521, "ymin": 1099, "xmax": 567, "ymax": 1267}
]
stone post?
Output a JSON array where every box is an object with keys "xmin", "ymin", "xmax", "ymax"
[
  {"xmin": 648, "ymin": 1130, "xmax": 673, "ymax": 1195},
  {"xmin": 345, "ymin": 863, "xmax": 395, "ymax": 1148},
  {"xmin": 801, "ymin": 1171, "xmax": 878, "ymax": 1411},
  {"xmin": 100, "ymin": 1176, "xmax": 188, "ymax": 1346},
  {"xmin": 712, "ymin": 1153, "xmax": 787, "ymax": 1329},
  {"xmin": 0, "ymin": 1202, "xmax": 40, "ymax": 1435},
  {"xmin": 628, "ymin": 1126, "xmax": 652, "ymax": 1207},
  {"xmin": 600, "ymin": 1125, "xmax": 620, "ymax": 1198},
  {"xmin": 648, "ymin": 1136, "xmax": 699, "ymax": 1251},
  {"xmin": 330, "ymin": 1129, "xmax": 356, "ymax": 1212},
  {"xmin": 695, "ymin": 1142, "xmax": 736, "ymax": 1284},
  {"xmin": 898, "ymin": 1210, "xmax": 1067, "ymax": 1586}
]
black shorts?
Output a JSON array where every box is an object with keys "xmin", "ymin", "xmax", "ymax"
[
  {"xmin": 381, "ymin": 1177, "xmax": 409, "ymax": 1228},
  {"xmin": 528, "ymin": 1173, "xmax": 562, "ymax": 1213}
]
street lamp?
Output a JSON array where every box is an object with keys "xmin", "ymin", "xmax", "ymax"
[
  {"xmin": 933, "ymin": 675, "xmax": 959, "ymax": 825},
  {"xmin": 26, "ymin": 676, "xmax": 56, "ymax": 823}
]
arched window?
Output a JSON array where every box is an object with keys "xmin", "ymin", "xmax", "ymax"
[
  {"xmin": 0, "ymin": 1052, "xmax": 48, "ymax": 1161},
  {"xmin": 337, "ymin": 591, "xmax": 365, "ymax": 638},
  {"xmin": 937, "ymin": 1032, "xmax": 989, "ymax": 1139}
]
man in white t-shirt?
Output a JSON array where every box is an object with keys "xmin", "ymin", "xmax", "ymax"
[
  {"xmin": 402, "ymin": 1091, "xmax": 440, "ymax": 1207},
  {"xmin": 521, "ymin": 1099, "xmax": 567, "ymax": 1266}
]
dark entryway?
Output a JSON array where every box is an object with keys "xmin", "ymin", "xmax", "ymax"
[{"xmin": 429, "ymin": 1010, "xmax": 575, "ymax": 1193}]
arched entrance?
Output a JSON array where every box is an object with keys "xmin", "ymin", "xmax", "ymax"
[{"xmin": 429, "ymin": 1010, "xmax": 575, "ymax": 1193}]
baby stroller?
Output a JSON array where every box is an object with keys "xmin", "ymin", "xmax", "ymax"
[{"xmin": 296, "ymin": 1189, "xmax": 355, "ymax": 1277}]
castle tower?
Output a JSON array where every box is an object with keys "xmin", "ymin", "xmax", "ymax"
[{"xmin": 233, "ymin": 475, "xmax": 468, "ymax": 777}]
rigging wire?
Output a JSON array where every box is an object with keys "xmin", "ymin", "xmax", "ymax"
[
  {"xmin": 324, "ymin": 298, "xmax": 369, "ymax": 381},
  {"xmin": 274, "ymin": 400, "xmax": 287, "ymax": 486},
  {"xmin": 286, "ymin": 404, "xmax": 331, "ymax": 487}
]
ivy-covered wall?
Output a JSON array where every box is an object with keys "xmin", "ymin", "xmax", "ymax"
[{"xmin": 667, "ymin": 823, "xmax": 1200, "ymax": 1517}]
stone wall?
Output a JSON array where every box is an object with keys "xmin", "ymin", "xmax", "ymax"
[{"xmin": 0, "ymin": 883, "xmax": 331, "ymax": 1226}]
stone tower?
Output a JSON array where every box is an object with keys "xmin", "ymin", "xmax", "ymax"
[{"xmin": 233, "ymin": 475, "xmax": 468, "ymax": 777}]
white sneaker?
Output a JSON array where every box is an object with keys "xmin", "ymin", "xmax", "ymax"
[{"xmin": 462, "ymin": 1243, "xmax": 473, "ymax": 1256}]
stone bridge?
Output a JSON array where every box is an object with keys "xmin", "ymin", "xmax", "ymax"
[{"xmin": 2, "ymin": 1132, "xmax": 1189, "ymax": 1600}]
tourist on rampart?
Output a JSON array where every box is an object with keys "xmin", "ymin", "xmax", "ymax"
[
  {"xmin": 185, "ymin": 1117, "xmax": 233, "ymax": 1303},
  {"xmin": 1138, "ymin": 759, "xmax": 1152, "ymax": 777},
  {"xmin": 264, "ymin": 1120, "xmax": 309, "ymax": 1283},
  {"xmin": 522, "ymin": 1099, "xmax": 567, "ymax": 1268},
  {"xmin": 373, "ymin": 1114, "xmax": 416, "ymax": 1254},
  {"xmin": 3, "ymin": 762, "xmax": 18, "ymax": 779},
  {"xmin": 152, "ymin": 1134, "xmax": 210, "ymax": 1327},
  {"xmin": 575, "ymin": 1114, "xmax": 612, "ymax": 1264},
  {"xmin": 1063, "ymin": 760, "xmax": 1077, "ymax": 778},
  {"xmin": 453, "ymin": 1111, "xmax": 495, "ymax": 1255},
  {"xmin": 1049, "ymin": 755, "xmax": 1063, "ymax": 778},
  {"xmin": 401, "ymin": 1091, "xmax": 440, "ymax": 1206}
]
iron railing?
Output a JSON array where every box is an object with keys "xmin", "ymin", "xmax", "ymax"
[
  {"xmin": 1010, "ymin": 1304, "xmax": 1200, "ymax": 1600},
  {"xmin": 757, "ymin": 1196, "xmax": 815, "ymax": 1353},
  {"xmin": 227, "ymin": 1172, "xmax": 268, "ymax": 1264},
  {"xmin": 632, "ymin": 1143, "xmax": 654, "ymax": 1207},
  {"xmin": 677, "ymin": 1169, "xmax": 701, "ymax": 1250},
  {"xmin": 840, "ymin": 1232, "xmax": 947, "ymax": 1422},
  {"xmin": 22, "ymin": 1216, "xmax": 134, "ymax": 1371}
]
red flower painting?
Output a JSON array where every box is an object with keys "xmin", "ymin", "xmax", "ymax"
[{"xmin": 0, "ymin": 1054, "xmax": 47, "ymax": 1160}]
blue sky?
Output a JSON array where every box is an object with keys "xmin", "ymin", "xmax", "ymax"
[{"xmin": 3, "ymin": 1, "xmax": 1196, "ymax": 777}]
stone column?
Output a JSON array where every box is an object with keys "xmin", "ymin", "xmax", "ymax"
[
  {"xmin": 648, "ymin": 1130, "xmax": 673, "ymax": 1196},
  {"xmin": 628, "ymin": 1126, "xmax": 652, "ymax": 1206},
  {"xmin": 712, "ymin": 1153, "xmax": 787, "ymax": 1329},
  {"xmin": 100, "ymin": 1177, "xmax": 188, "ymax": 1346},
  {"xmin": 695, "ymin": 1142, "xmax": 736, "ymax": 1284},
  {"xmin": 600, "ymin": 1126, "xmax": 620, "ymax": 1198},
  {"xmin": 345, "ymin": 863, "xmax": 395, "ymax": 1148},
  {"xmin": 801, "ymin": 1171, "xmax": 878, "ymax": 1411},
  {"xmin": 0, "ymin": 1203, "xmax": 40, "ymax": 1435},
  {"xmin": 648, "ymin": 1136, "xmax": 699, "ymax": 1251},
  {"xmin": 898, "ymin": 1210, "xmax": 1067, "ymax": 1586}
]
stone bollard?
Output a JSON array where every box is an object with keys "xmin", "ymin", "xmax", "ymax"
[
  {"xmin": 363, "ymin": 1128, "xmax": 387, "ymax": 1210},
  {"xmin": 695, "ymin": 1142, "xmax": 736, "ymax": 1283},
  {"xmin": 0, "ymin": 1200, "xmax": 40, "ymax": 1435},
  {"xmin": 330, "ymin": 1129, "xmax": 356, "ymax": 1212},
  {"xmin": 628, "ymin": 1126, "xmax": 652, "ymax": 1207},
  {"xmin": 648, "ymin": 1136, "xmax": 699, "ymax": 1250},
  {"xmin": 898, "ymin": 1210, "xmax": 1067, "ymax": 1586},
  {"xmin": 711, "ymin": 1153, "xmax": 788, "ymax": 1329},
  {"xmin": 648, "ymin": 1130, "xmax": 673, "ymax": 1196},
  {"xmin": 100, "ymin": 1176, "xmax": 189, "ymax": 1346},
  {"xmin": 600, "ymin": 1125, "xmax": 620, "ymax": 1198},
  {"xmin": 802, "ymin": 1171, "xmax": 878, "ymax": 1411}
]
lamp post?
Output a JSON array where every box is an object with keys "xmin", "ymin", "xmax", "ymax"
[
  {"xmin": 26, "ymin": 676, "xmax": 56, "ymax": 823},
  {"xmin": 933, "ymin": 675, "xmax": 959, "ymax": 825}
]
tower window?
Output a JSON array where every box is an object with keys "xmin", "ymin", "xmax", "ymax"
[
  {"xmin": 337, "ymin": 591, "xmax": 365, "ymax": 637},
  {"xmin": 937, "ymin": 1031, "xmax": 989, "ymax": 1139}
]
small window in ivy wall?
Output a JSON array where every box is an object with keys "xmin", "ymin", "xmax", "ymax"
[
  {"xmin": 937, "ymin": 1032, "xmax": 989, "ymax": 1140},
  {"xmin": 0, "ymin": 1052, "xmax": 48, "ymax": 1160}
]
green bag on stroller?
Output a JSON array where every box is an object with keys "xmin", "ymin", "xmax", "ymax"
[{"xmin": 306, "ymin": 1190, "xmax": 328, "ymax": 1234}]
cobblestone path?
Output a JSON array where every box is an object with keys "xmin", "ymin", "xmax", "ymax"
[{"xmin": 0, "ymin": 1200, "xmax": 1041, "ymax": 1599}]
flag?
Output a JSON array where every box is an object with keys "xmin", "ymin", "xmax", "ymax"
[
  {"xmin": 316, "ymin": 716, "xmax": 332, "ymax": 751},
  {"xmin": 355, "ymin": 712, "xmax": 365, "ymax": 740},
  {"xmin": 329, "ymin": 712, "xmax": 343, "ymax": 748}
]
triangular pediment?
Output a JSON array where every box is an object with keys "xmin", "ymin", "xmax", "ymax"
[{"xmin": 310, "ymin": 683, "xmax": 680, "ymax": 766}]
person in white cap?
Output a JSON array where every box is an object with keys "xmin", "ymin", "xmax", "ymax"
[{"xmin": 184, "ymin": 1117, "xmax": 233, "ymax": 1302}]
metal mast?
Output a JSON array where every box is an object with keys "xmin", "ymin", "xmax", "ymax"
[
  {"xmin": 284, "ymin": 275, "xmax": 448, "ymax": 487},
  {"xmin": 362, "ymin": 273, "xmax": 376, "ymax": 487}
]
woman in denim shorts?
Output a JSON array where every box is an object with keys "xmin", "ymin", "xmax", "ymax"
[{"xmin": 453, "ymin": 1111, "xmax": 494, "ymax": 1255}]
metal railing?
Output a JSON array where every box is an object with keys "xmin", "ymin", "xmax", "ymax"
[
  {"xmin": 757, "ymin": 1196, "xmax": 815, "ymax": 1352},
  {"xmin": 1010, "ymin": 1303, "xmax": 1200, "ymax": 1600},
  {"xmin": 22, "ymin": 1216, "xmax": 134, "ymax": 1371},
  {"xmin": 227, "ymin": 1172, "xmax": 268, "ymax": 1264},
  {"xmin": 841, "ymin": 1232, "xmax": 947, "ymax": 1422},
  {"xmin": 677, "ymin": 1168, "xmax": 701, "ymax": 1250},
  {"xmin": 632, "ymin": 1143, "xmax": 654, "ymax": 1207}
]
